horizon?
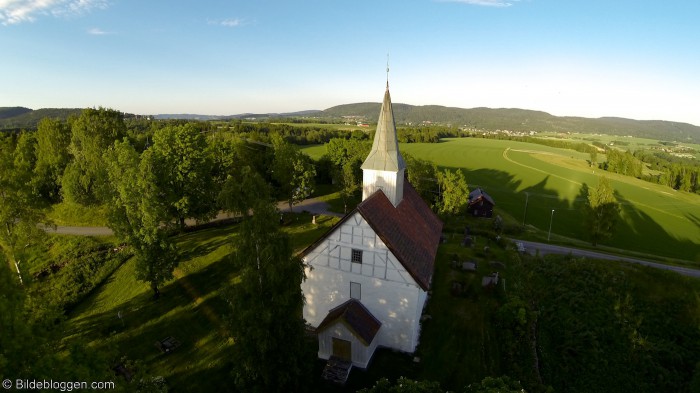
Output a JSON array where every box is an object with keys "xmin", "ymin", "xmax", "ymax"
[{"xmin": 2, "ymin": 1, "xmax": 699, "ymax": 127}]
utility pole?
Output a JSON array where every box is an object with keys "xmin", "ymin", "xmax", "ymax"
[
  {"xmin": 548, "ymin": 209, "xmax": 555, "ymax": 242},
  {"xmin": 522, "ymin": 192, "xmax": 529, "ymax": 227}
]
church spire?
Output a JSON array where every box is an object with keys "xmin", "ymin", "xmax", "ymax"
[
  {"xmin": 360, "ymin": 83, "xmax": 406, "ymax": 207},
  {"xmin": 361, "ymin": 86, "xmax": 406, "ymax": 172}
]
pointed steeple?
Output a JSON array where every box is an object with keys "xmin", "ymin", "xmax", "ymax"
[
  {"xmin": 361, "ymin": 84, "xmax": 406, "ymax": 207},
  {"xmin": 361, "ymin": 85, "xmax": 406, "ymax": 172}
]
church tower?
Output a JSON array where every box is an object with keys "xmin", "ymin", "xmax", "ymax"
[{"xmin": 361, "ymin": 83, "xmax": 406, "ymax": 207}]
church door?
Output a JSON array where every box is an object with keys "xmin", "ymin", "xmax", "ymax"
[{"xmin": 332, "ymin": 337, "xmax": 352, "ymax": 361}]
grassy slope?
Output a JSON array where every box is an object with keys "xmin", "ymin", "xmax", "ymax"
[
  {"xmin": 303, "ymin": 138, "xmax": 700, "ymax": 261},
  {"xmin": 61, "ymin": 203, "xmax": 700, "ymax": 392},
  {"xmin": 65, "ymin": 213, "xmax": 339, "ymax": 392},
  {"xmin": 394, "ymin": 138, "xmax": 699, "ymax": 261}
]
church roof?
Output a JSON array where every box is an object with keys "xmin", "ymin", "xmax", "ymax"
[
  {"xmin": 360, "ymin": 85, "xmax": 406, "ymax": 172},
  {"xmin": 316, "ymin": 299, "xmax": 382, "ymax": 345},
  {"xmin": 300, "ymin": 181, "xmax": 442, "ymax": 291},
  {"xmin": 357, "ymin": 182, "xmax": 442, "ymax": 290}
]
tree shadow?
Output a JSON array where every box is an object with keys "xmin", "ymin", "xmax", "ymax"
[
  {"xmin": 612, "ymin": 192, "xmax": 700, "ymax": 262},
  {"xmin": 437, "ymin": 164, "xmax": 698, "ymax": 262},
  {"xmin": 446, "ymin": 167, "xmax": 587, "ymax": 239},
  {"xmin": 175, "ymin": 226, "xmax": 237, "ymax": 262},
  {"xmin": 63, "ymin": 254, "xmax": 240, "ymax": 389}
]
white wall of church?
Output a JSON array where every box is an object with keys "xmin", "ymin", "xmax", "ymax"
[
  {"xmin": 317, "ymin": 321, "xmax": 379, "ymax": 369},
  {"xmin": 302, "ymin": 212, "xmax": 427, "ymax": 354},
  {"xmin": 362, "ymin": 169, "xmax": 404, "ymax": 207}
]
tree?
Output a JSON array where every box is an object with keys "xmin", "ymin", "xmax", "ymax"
[
  {"xmin": 103, "ymin": 139, "xmax": 178, "ymax": 298},
  {"xmin": 589, "ymin": 150, "xmax": 598, "ymax": 168},
  {"xmin": 0, "ymin": 133, "xmax": 46, "ymax": 284},
  {"xmin": 584, "ymin": 176, "xmax": 620, "ymax": 246},
  {"xmin": 690, "ymin": 361, "xmax": 700, "ymax": 393},
  {"xmin": 62, "ymin": 107, "xmax": 126, "ymax": 205},
  {"xmin": 334, "ymin": 157, "xmax": 362, "ymax": 212},
  {"xmin": 324, "ymin": 138, "xmax": 370, "ymax": 210},
  {"xmin": 436, "ymin": 168, "xmax": 470, "ymax": 215},
  {"xmin": 132, "ymin": 232, "xmax": 178, "ymax": 299},
  {"xmin": 0, "ymin": 255, "xmax": 118, "ymax": 385},
  {"xmin": 358, "ymin": 377, "xmax": 445, "ymax": 393},
  {"xmin": 218, "ymin": 165, "xmax": 271, "ymax": 217},
  {"xmin": 225, "ymin": 200, "xmax": 313, "ymax": 392},
  {"xmin": 325, "ymin": 138, "xmax": 371, "ymax": 167},
  {"xmin": 271, "ymin": 136, "xmax": 315, "ymax": 212},
  {"xmin": 147, "ymin": 124, "xmax": 217, "ymax": 228},
  {"xmin": 404, "ymin": 153, "xmax": 439, "ymax": 205},
  {"xmin": 34, "ymin": 117, "xmax": 71, "ymax": 202},
  {"xmin": 464, "ymin": 376, "xmax": 527, "ymax": 393}
]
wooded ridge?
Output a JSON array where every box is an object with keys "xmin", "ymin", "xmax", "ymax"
[{"xmin": 3, "ymin": 104, "xmax": 700, "ymax": 143}]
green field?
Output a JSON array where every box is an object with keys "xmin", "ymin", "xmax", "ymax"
[{"xmin": 303, "ymin": 138, "xmax": 700, "ymax": 262}]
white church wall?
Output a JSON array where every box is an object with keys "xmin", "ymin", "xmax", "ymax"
[{"xmin": 302, "ymin": 212, "xmax": 426, "ymax": 354}]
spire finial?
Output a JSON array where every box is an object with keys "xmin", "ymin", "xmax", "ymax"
[{"xmin": 386, "ymin": 53, "xmax": 390, "ymax": 89}]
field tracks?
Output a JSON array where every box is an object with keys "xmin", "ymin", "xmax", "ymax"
[
  {"xmin": 502, "ymin": 147, "xmax": 583, "ymax": 186},
  {"xmin": 502, "ymin": 148, "xmax": 690, "ymax": 222}
]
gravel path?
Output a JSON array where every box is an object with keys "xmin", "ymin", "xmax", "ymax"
[
  {"xmin": 515, "ymin": 239, "xmax": 700, "ymax": 278},
  {"xmin": 44, "ymin": 197, "xmax": 343, "ymax": 236}
]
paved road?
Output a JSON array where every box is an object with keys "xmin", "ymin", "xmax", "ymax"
[
  {"xmin": 43, "ymin": 197, "xmax": 343, "ymax": 236},
  {"xmin": 515, "ymin": 239, "xmax": 700, "ymax": 278}
]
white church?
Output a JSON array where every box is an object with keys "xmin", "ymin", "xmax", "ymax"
[{"xmin": 300, "ymin": 83, "xmax": 443, "ymax": 373}]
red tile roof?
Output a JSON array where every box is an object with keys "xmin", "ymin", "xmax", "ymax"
[
  {"xmin": 316, "ymin": 299, "xmax": 382, "ymax": 345},
  {"xmin": 357, "ymin": 182, "xmax": 443, "ymax": 290}
]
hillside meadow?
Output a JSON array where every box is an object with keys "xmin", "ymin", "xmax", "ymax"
[
  {"xmin": 54, "ymin": 211, "xmax": 700, "ymax": 392},
  {"xmin": 302, "ymin": 138, "xmax": 700, "ymax": 262},
  {"xmin": 61, "ymin": 214, "xmax": 340, "ymax": 392}
]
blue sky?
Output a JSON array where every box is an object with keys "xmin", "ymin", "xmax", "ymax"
[{"xmin": 2, "ymin": 0, "xmax": 699, "ymax": 126}]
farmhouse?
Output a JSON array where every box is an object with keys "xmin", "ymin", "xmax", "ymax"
[
  {"xmin": 300, "ymin": 83, "xmax": 443, "ymax": 375},
  {"xmin": 467, "ymin": 187, "xmax": 495, "ymax": 218}
]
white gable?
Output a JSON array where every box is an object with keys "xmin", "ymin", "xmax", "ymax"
[{"xmin": 304, "ymin": 212, "xmax": 417, "ymax": 286}]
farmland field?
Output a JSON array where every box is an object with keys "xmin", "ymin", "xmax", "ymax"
[{"xmin": 303, "ymin": 138, "xmax": 700, "ymax": 261}]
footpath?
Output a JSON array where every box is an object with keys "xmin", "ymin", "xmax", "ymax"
[{"xmin": 43, "ymin": 197, "xmax": 343, "ymax": 236}]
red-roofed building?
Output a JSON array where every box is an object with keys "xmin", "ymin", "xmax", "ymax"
[{"xmin": 301, "ymin": 83, "xmax": 443, "ymax": 370}]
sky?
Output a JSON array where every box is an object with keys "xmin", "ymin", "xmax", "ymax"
[{"xmin": 1, "ymin": 0, "xmax": 699, "ymax": 125}]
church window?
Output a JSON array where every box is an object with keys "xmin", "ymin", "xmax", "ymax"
[
  {"xmin": 350, "ymin": 282, "xmax": 361, "ymax": 300},
  {"xmin": 351, "ymin": 249, "xmax": 363, "ymax": 264}
]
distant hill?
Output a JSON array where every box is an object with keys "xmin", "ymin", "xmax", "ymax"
[
  {"xmin": 0, "ymin": 107, "xmax": 83, "ymax": 131},
  {"xmin": 0, "ymin": 107, "xmax": 33, "ymax": 119},
  {"xmin": 321, "ymin": 103, "xmax": 700, "ymax": 143},
  {"xmin": 155, "ymin": 110, "xmax": 322, "ymax": 120},
  {"xmin": 3, "ymin": 104, "xmax": 699, "ymax": 144}
]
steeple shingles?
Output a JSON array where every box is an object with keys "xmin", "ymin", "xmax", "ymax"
[{"xmin": 361, "ymin": 86, "xmax": 406, "ymax": 172}]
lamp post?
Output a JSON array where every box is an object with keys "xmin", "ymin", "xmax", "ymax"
[
  {"xmin": 548, "ymin": 209, "xmax": 555, "ymax": 241},
  {"xmin": 522, "ymin": 192, "xmax": 529, "ymax": 227}
]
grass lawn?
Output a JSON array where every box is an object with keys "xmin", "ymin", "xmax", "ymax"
[
  {"xmin": 65, "ymin": 213, "xmax": 340, "ymax": 392},
  {"xmin": 62, "ymin": 203, "xmax": 513, "ymax": 392},
  {"xmin": 414, "ymin": 234, "xmax": 505, "ymax": 389},
  {"xmin": 303, "ymin": 138, "xmax": 700, "ymax": 262},
  {"xmin": 301, "ymin": 144, "xmax": 327, "ymax": 160},
  {"xmin": 45, "ymin": 201, "xmax": 109, "ymax": 227}
]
